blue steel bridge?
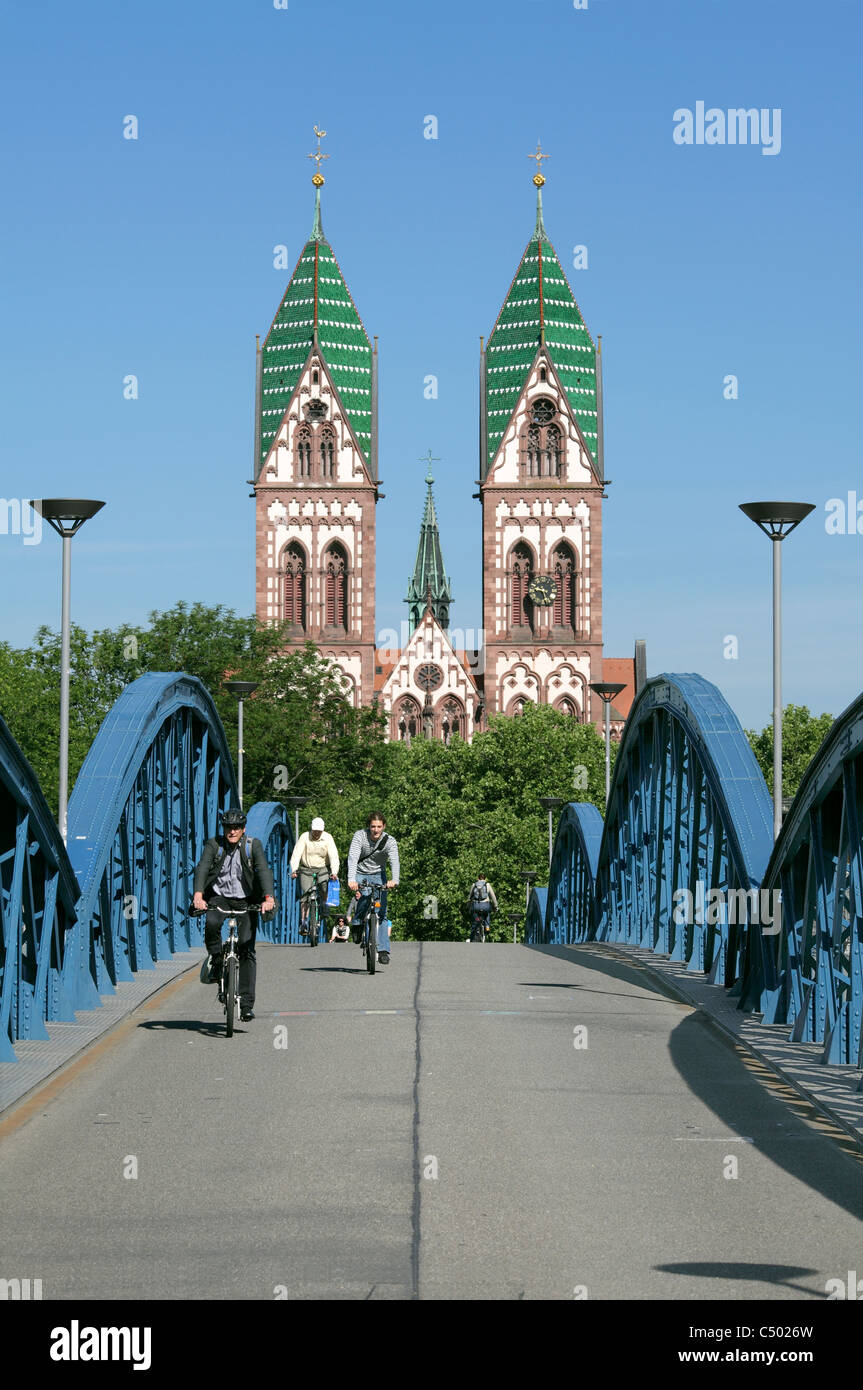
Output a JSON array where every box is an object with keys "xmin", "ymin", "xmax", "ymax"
[
  {"xmin": 1, "ymin": 669, "xmax": 861, "ymax": 1071},
  {"xmin": 2, "ymin": 667, "xmax": 863, "ymax": 1305}
]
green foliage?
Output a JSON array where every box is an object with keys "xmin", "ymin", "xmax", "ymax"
[
  {"xmin": 385, "ymin": 704, "xmax": 610, "ymax": 940},
  {"xmin": 0, "ymin": 606, "xmax": 611, "ymax": 941},
  {"xmin": 745, "ymin": 704, "xmax": 835, "ymax": 800}
]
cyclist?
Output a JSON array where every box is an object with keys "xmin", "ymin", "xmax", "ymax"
[
  {"xmin": 291, "ymin": 816, "xmax": 339, "ymax": 936},
  {"xmin": 467, "ymin": 874, "xmax": 498, "ymax": 941},
  {"xmin": 192, "ymin": 807, "xmax": 275, "ymax": 1022},
  {"xmin": 347, "ymin": 812, "xmax": 399, "ymax": 965}
]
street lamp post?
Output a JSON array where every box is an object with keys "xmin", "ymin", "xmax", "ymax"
[
  {"xmin": 284, "ymin": 795, "xmax": 309, "ymax": 844},
  {"xmin": 539, "ymin": 796, "xmax": 565, "ymax": 870},
  {"xmin": 508, "ymin": 911, "xmax": 522, "ymax": 946},
  {"xmin": 223, "ymin": 680, "xmax": 259, "ymax": 809},
  {"xmin": 30, "ymin": 499, "xmax": 105, "ymax": 843},
  {"xmin": 740, "ymin": 502, "xmax": 815, "ymax": 841},
  {"xmin": 589, "ymin": 682, "xmax": 626, "ymax": 807}
]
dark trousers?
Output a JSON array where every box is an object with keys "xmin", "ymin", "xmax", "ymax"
[{"xmin": 205, "ymin": 895, "xmax": 257, "ymax": 1008}]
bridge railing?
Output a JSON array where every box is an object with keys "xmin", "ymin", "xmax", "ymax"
[
  {"xmin": 530, "ymin": 673, "xmax": 863, "ymax": 1071},
  {"xmin": 0, "ymin": 714, "xmax": 81, "ymax": 1063}
]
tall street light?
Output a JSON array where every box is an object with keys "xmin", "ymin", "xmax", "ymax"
[
  {"xmin": 740, "ymin": 502, "xmax": 815, "ymax": 841},
  {"xmin": 508, "ymin": 911, "xmax": 522, "ymax": 947},
  {"xmin": 539, "ymin": 796, "xmax": 565, "ymax": 870},
  {"xmin": 223, "ymin": 680, "xmax": 259, "ymax": 809},
  {"xmin": 284, "ymin": 795, "xmax": 309, "ymax": 844},
  {"xmin": 31, "ymin": 499, "xmax": 105, "ymax": 843},
  {"xmin": 590, "ymin": 682, "xmax": 625, "ymax": 807}
]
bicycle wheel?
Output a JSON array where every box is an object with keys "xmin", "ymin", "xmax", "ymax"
[
  {"xmin": 225, "ymin": 955, "xmax": 238, "ymax": 1037},
  {"xmin": 309, "ymin": 900, "xmax": 318, "ymax": 948},
  {"xmin": 366, "ymin": 914, "xmax": 377, "ymax": 974}
]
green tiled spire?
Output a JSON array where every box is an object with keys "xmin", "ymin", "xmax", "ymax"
[
  {"xmin": 485, "ymin": 185, "xmax": 598, "ymax": 469},
  {"xmin": 406, "ymin": 457, "xmax": 453, "ymax": 633},
  {"xmin": 259, "ymin": 189, "xmax": 373, "ymax": 471}
]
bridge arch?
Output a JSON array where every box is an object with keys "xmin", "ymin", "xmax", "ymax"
[
  {"xmin": 535, "ymin": 676, "xmax": 773, "ymax": 992},
  {"xmin": 0, "ymin": 714, "xmax": 81, "ymax": 1061},
  {"xmin": 758, "ymin": 690, "xmax": 863, "ymax": 1064},
  {"xmin": 65, "ymin": 673, "xmax": 238, "ymax": 1005}
]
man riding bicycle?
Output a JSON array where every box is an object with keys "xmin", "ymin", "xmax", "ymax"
[
  {"xmin": 467, "ymin": 874, "xmax": 498, "ymax": 940},
  {"xmin": 290, "ymin": 815, "xmax": 339, "ymax": 935},
  {"xmin": 192, "ymin": 808, "xmax": 275, "ymax": 1022},
  {"xmin": 347, "ymin": 812, "xmax": 399, "ymax": 966}
]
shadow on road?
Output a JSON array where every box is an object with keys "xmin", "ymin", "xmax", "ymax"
[
  {"xmin": 527, "ymin": 943, "xmax": 863, "ymax": 1225},
  {"xmin": 137, "ymin": 1018, "xmax": 237, "ymax": 1038},
  {"xmin": 655, "ymin": 1261, "xmax": 823, "ymax": 1297}
]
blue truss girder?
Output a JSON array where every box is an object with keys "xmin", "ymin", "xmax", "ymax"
[
  {"xmin": 0, "ymin": 714, "xmax": 81, "ymax": 1061},
  {"xmin": 244, "ymin": 802, "xmax": 299, "ymax": 943},
  {"xmin": 66, "ymin": 674, "xmax": 238, "ymax": 1003},
  {"xmin": 537, "ymin": 675, "xmax": 773, "ymax": 1004},
  {"xmin": 759, "ymin": 690, "xmax": 863, "ymax": 1064}
]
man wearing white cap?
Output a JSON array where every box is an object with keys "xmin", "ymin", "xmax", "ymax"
[{"xmin": 291, "ymin": 816, "xmax": 340, "ymax": 935}]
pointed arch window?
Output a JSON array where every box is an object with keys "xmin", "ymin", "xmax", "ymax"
[
  {"xmin": 296, "ymin": 425, "xmax": 312, "ymax": 479},
  {"xmin": 510, "ymin": 542, "xmax": 534, "ymax": 633},
  {"xmin": 441, "ymin": 699, "xmax": 463, "ymax": 745},
  {"xmin": 397, "ymin": 697, "xmax": 419, "ymax": 744},
  {"xmin": 323, "ymin": 542, "xmax": 348, "ymax": 632},
  {"xmin": 320, "ymin": 426, "xmax": 335, "ymax": 479},
  {"xmin": 520, "ymin": 398, "xmax": 565, "ymax": 478},
  {"xmin": 558, "ymin": 697, "xmax": 576, "ymax": 717},
  {"xmin": 552, "ymin": 542, "xmax": 577, "ymax": 633},
  {"xmin": 283, "ymin": 542, "xmax": 307, "ymax": 630}
]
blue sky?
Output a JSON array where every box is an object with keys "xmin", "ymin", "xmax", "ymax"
[{"xmin": 1, "ymin": 0, "xmax": 860, "ymax": 730}]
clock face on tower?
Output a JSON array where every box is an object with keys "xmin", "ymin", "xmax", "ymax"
[
  {"xmin": 416, "ymin": 662, "xmax": 443, "ymax": 692},
  {"xmin": 528, "ymin": 575, "xmax": 557, "ymax": 607}
]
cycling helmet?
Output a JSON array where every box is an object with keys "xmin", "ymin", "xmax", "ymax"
[{"xmin": 221, "ymin": 807, "xmax": 246, "ymax": 828}]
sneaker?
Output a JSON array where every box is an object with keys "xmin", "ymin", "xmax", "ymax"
[
  {"xmin": 378, "ymin": 951, "xmax": 390, "ymax": 965},
  {"xmin": 241, "ymin": 1008, "xmax": 255, "ymax": 1022},
  {"xmin": 299, "ymin": 925, "xmax": 309, "ymax": 937},
  {"xmin": 208, "ymin": 957, "xmax": 223, "ymax": 983}
]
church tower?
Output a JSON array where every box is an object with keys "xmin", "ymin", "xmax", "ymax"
[
  {"xmin": 252, "ymin": 130, "xmax": 379, "ymax": 707},
  {"xmin": 479, "ymin": 151, "xmax": 606, "ymax": 723},
  {"xmin": 405, "ymin": 455, "xmax": 453, "ymax": 634}
]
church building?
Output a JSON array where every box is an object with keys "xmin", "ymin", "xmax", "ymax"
[{"xmin": 251, "ymin": 133, "xmax": 638, "ymax": 741}]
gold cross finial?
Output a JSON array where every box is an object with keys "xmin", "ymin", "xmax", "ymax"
[
  {"xmin": 308, "ymin": 126, "xmax": 330, "ymax": 187},
  {"xmin": 528, "ymin": 140, "xmax": 549, "ymax": 187}
]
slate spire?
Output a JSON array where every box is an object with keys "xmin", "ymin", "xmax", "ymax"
[
  {"xmin": 484, "ymin": 157, "xmax": 598, "ymax": 472},
  {"xmin": 406, "ymin": 454, "xmax": 453, "ymax": 634},
  {"xmin": 257, "ymin": 130, "xmax": 373, "ymax": 472}
]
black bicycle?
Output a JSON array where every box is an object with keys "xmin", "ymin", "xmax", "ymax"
[
  {"xmin": 299, "ymin": 871, "xmax": 327, "ymax": 948},
  {"xmin": 470, "ymin": 907, "xmax": 489, "ymax": 943},
  {"xmin": 355, "ymin": 878, "xmax": 384, "ymax": 975},
  {"xmin": 207, "ymin": 903, "xmax": 263, "ymax": 1037}
]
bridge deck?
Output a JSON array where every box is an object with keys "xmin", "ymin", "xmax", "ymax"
[{"xmin": 1, "ymin": 943, "xmax": 862, "ymax": 1300}]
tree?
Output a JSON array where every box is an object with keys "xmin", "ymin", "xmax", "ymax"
[
  {"xmin": 746, "ymin": 704, "xmax": 835, "ymax": 801},
  {"xmin": 384, "ymin": 704, "xmax": 610, "ymax": 939}
]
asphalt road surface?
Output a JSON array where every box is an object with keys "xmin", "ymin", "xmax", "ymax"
[{"xmin": 2, "ymin": 942, "xmax": 862, "ymax": 1300}]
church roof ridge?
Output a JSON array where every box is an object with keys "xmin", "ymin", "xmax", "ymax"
[
  {"xmin": 484, "ymin": 179, "xmax": 598, "ymax": 469},
  {"xmin": 258, "ymin": 162, "xmax": 373, "ymax": 470}
]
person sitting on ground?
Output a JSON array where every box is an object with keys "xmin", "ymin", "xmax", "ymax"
[{"xmin": 330, "ymin": 913, "xmax": 350, "ymax": 944}]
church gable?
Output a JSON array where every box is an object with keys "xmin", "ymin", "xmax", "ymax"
[
  {"xmin": 485, "ymin": 348, "xmax": 600, "ymax": 489},
  {"xmin": 259, "ymin": 349, "xmax": 374, "ymax": 489},
  {"xmin": 379, "ymin": 608, "xmax": 480, "ymax": 743}
]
